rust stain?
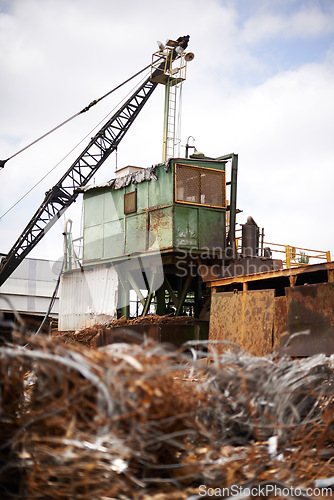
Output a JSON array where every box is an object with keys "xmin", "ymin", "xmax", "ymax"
[
  {"xmin": 273, "ymin": 296, "xmax": 288, "ymax": 349},
  {"xmin": 286, "ymin": 282, "xmax": 334, "ymax": 327},
  {"xmin": 209, "ymin": 289, "xmax": 275, "ymax": 356},
  {"xmin": 282, "ymin": 282, "xmax": 334, "ymax": 356},
  {"xmin": 148, "ymin": 207, "xmax": 173, "ymax": 250}
]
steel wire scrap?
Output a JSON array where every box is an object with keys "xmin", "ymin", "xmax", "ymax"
[{"xmin": 0, "ymin": 326, "xmax": 333, "ymax": 499}]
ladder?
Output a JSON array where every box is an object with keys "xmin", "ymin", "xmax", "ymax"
[
  {"xmin": 166, "ymin": 82, "xmax": 177, "ymax": 159},
  {"xmin": 162, "ymin": 80, "xmax": 182, "ymax": 161}
]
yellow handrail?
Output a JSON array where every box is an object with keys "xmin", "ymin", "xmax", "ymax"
[
  {"xmin": 226, "ymin": 224, "xmax": 331, "ymax": 268},
  {"xmin": 264, "ymin": 242, "xmax": 331, "ymax": 268}
]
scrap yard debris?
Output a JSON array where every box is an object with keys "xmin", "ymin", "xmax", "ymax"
[
  {"xmin": 53, "ymin": 314, "xmax": 205, "ymax": 347},
  {"xmin": 0, "ymin": 322, "xmax": 334, "ymax": 499}
]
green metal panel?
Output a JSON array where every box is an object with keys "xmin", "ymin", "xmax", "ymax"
[
  {"xmin": 148, "ymin": 165, "xmax": 173, "ymax": 208},
  {"xmin": 173, "ymin": 205, "xmax": 198, "ymax": 248},
  {"xmin": 84, "ymin": 224, "xmax": 104, "ymax": 261},
  {"xmin": 84, "ymin": 192, "xmax": 104, "ymax": 227},
  {"xmin": 104, "ymin": 189, "xmax": 123, "ymax": 222},
  {"xmin": 125, "ymin": 185, "xmax": 135, "ymax": 194},
  {"xmin": 103, "ymin": 219, "xmax": 125, "ymax": 259},
  {"xmin": 149, "ymin": 206, "xmax": 173, "ymax": 250},
  {"xmin": 199, "ymin": 209, "xmax": 225, "ymax": 250},
  {"xmin": 136, "ymin": 183, "xmax": 149, "ymax": 211},
  {"xmin": 125, "ymin": 213, "xmax": 147, "ymax": 254}
]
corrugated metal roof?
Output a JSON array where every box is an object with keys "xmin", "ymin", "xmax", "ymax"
[{"xmin": 78, "ymin": 165, "xmax": 160, "ymax": 193}]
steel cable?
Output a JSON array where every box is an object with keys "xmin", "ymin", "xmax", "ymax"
[
  {"xmin": 0, "ymin": 58, "xmax": 162, "ymax": 170},
  {"xmin": 0, "ymin": 71, "xmax": 151, "ymax": 220}
]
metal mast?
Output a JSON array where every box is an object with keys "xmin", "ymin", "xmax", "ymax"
[{"xmin": 150, "ymin": 41, "xmax": 194, "ymax": 162}]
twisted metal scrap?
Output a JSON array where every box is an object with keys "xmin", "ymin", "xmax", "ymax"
[
  {"xmin": 203, "ymin": 350, "xmax": 334, "ymax": 444},
  {"xmin": 0, "ymin": 332, "xmax": 333, "ymax": 499}
]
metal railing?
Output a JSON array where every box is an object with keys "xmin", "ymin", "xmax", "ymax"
[
  {"xmin": 233, "ymin": 226, "xmax": 331, "ymax": 268},
  {"xmin": 263, "ymin": 242, "xmax": 331, "ymax": 268},
  {"xmin": 63, "ymin": 220, "xmax": 83, "ymax": 272}
]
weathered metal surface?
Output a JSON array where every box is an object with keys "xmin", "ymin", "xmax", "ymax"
[
  {"xmin": 173, "ymin": 205, "xmax": 198, "ymax": 247},
  {"xmin": 80, "ymin": 166, "xmax": 159, "ymax": 193},
  {"xmin": 103, "ymin": 219, "xmax": 125, "ymax": 259},
  {"xmin": 209, "ymin": 289, "xmax": 275, "ymax": 356},
  {"xmin": 149, "ymin": 206, "xmax": 173, "ymax": 249},
  {"xmin": 200, "ymin": 258, "xmax": 283, "ymax": 283},
  {"xmin": 206, "ymin": 260, "xmax": 334, "ymax": 289},
  {"xmin": 93, "ymin": 323, "xmax": 209, "ymax": 348},
  {"xmin": 199, "ymin": 209, "xmax": 225, "ymax": 249},
  {"xmin": 280, "ymin": 282, "xmax": 334, "ymax": 356},
  {"xmin": 58, "ymin": 265, "xmax": 118, "ymax": 331},
  {"xmin": 83, "ymin": 159, "xmax": 228, "ymax": 265},
  {"xmin": 84, "ymin": 223, "xmax": 104, "ymax": 261},
  {"xmin": 273, "ymin": 296, "xmax": 287, "ymax": 350},
  {"xmin": 125, "ymin": 212, "xmax": 147, "ymax": 254}
]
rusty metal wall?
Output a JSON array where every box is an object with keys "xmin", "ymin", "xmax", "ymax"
[
  {"xmin": 280, "ymin": 282, "xmax": 334, "ymax": 356},
  {"xmin": 210, "ymin": 282, "xmax": 334, "ymax": 358},
  {"xmin": 273, "ymin": 296, "xmax": 287, "ymax": 350},
  {"xmin": 209, "ymin": 289, "xmax": 275, "ymax": 356}
]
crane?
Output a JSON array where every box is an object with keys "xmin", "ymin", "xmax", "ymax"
[{"xmin": 0, "ymin": 36, "xmax": 191, "ymax": 287}]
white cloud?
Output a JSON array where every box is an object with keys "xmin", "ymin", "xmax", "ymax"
[
  {"xmin": 0, "ymin": 0, "xmax": 333, "ymax": 264},
  {"xmin": 241, "ymin": 2, "xmax": 334, "ymax": 44},
  {"xmin": 182, "ymin": 54, "xmax": 334, "ymax": 253}
]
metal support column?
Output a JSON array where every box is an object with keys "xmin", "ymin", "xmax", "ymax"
[
  {"xmin": 156, "ymin": 284, "xmax": 166, "ymax": 315},
  {"xmin": 142, "ymin": 268, "xmax": 157, "ymax": 316},
  {"xmin": 118, "ymin": 279, "xmax": 130, "ymax": 319},
  {"xmin": 176, "ymin": 275, "xmax": 193, "ymax": 316},
  {"xmin": 164, "ymin": 276, "xmax": 180, "ymax": 309},
  {"xmin": 216, "ymin": 153, "xmax": 238, "ymax": 260},
  {"xmin": 126, "ymin": 272, "xmax": 146, "ymax": 307}
]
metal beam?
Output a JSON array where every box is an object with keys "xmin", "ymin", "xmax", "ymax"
[
  {"xmin": 206, "ymin": 260, "xmax": 334, "ymax": 289},
  {"xmin": 176, "ymin": 275, "xmax": 192, "ymax": 316},
  {"xmin": 126, "ymin": 273, "xmax": 146, "ymax": 308},
  {"xmin": 164, "ymin": 276, "xmax": 180, "ymax": 308},
  {"xmin": 142, "ymin": 268, "xmax": 157, "ymax": 316}
]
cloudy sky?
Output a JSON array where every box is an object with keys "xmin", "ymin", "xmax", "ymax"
[{"xmin": 1, "ymin": 0, "xmax": 334, "ymax": 267}]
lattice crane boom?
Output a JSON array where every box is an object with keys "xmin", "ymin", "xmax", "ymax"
[
  {"xmin": 0, "ymin": 35, "xmax": 192, "ymax": 287},
  {"xmin": 0, "ymin": 77, "xmax": 157, "ymax": 286}
]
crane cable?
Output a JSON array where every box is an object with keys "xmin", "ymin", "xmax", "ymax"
[
  {"xmin": 0, "ymin": 57, "xmax": 162, "ymax": 170},
  {"xmin": 0, "ymin": 71, "xmax": 152, "ymax": 221}
]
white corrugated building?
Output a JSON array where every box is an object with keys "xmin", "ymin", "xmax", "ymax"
[{"xmin": 0, "ymin": 255, "xmax": 61, "ymax": 322}]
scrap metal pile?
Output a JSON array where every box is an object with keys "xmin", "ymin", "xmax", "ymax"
[
  {"xmin": 53, "ymin": 314, "xmax": 205, "ymax": 347},
  {"xmin": 0, "ymin": 323, "xmax": 334, "ymax": 499}
]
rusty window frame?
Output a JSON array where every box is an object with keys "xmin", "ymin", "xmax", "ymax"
[{"xmin": 174, "ymin": 163, "xmax": 226, "ymax": 208}]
